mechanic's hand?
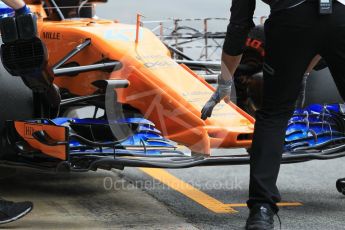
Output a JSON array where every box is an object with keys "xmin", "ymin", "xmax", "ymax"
[{"xmin": 201, "ymin": 74, "xmax": 232, "ymax": 120}]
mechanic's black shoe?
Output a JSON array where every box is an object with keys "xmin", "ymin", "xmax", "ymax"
[
  {"xmin": 245, "ymin": 204, "xmax": 275, "ymax": 230},
  {"xmin": 0, "ymin": 199, "xmax": 33, "ymax": 225}
]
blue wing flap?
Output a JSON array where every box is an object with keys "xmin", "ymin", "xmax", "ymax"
[
  {"xmin": 48, "ymin": 117, "xmax": 178, "ymax": 155},
  {"xmin": 285, "ymin": 104, "xmax": 345, "ymax": 152}
]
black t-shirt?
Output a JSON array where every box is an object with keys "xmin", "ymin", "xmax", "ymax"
[{"xmin": 223, "ymin": 0, "xmax": 306, "ymax": 56}]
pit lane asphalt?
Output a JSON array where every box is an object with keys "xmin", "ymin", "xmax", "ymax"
[
  {"xmin": 1, "ymin": 152, "xmax": 344, "ymax": 230},
  {"xmin": 0, "ymin": 169, "xmax": 197, "ymax": 229},
  {"xmin": 120, "ymin": 155, "xmax": 345, "ymax": 230}
]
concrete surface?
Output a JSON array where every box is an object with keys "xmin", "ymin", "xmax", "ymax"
[{"xmin": 0, "ymin": 170, "xmax": 197, "ymax": 230}]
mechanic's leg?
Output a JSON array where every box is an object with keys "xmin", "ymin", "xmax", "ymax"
[
  {"xmin": 317, "ymin": 1, "xmax": 345, "ymax": 201},
  {"xmin": 320, "ymin": 3, "xmax": 345, "ymax": 102},
  {"xmin": 247, "ymin": 4, "xmax": 319, "ymax": 212}
]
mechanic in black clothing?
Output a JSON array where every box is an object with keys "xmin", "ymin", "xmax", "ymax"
[
  {"xmin": 201, "ymin": 0, "xmax": 345, "ymax": 229},
  {"xmin": 0, "ymin": 0, "xmax": 33, "ymax": 225}
]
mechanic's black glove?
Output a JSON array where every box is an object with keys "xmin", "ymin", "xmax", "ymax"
[{"xmin": 201, "ymin": 74, "xmax": 232, "ymax": 120}]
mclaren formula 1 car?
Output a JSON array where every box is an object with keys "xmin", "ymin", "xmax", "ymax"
[{"xmin": 0, "ymin": 0, "xmax": 345, "ymax": 194}]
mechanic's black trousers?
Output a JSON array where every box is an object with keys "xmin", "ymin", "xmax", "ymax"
[{"xmin": 247, "ymin": 1, "xmax": 345, "ymax": 212}]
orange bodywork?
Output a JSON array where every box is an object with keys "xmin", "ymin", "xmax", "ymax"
[
  {"xmin": 28, "ymin": 4, "xmax": 254, "ymax": 155},
  {"xmin": 14, "ymin": 121, "xmax": 68, "ymax": 160}
]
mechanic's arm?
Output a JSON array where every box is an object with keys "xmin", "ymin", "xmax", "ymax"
[
  {"xmin": 201, "ymin": 0, "xmax": 256, "ymax": 120},
  {"xmin": 1, "ymin": 0, "xmax": 30, "ymax": 15},
  {"xmin": 295, "ymin": 55, "xmax": 322, "ymax": 108},
  {"xmin": 305, "ymin": 55, "xmax": 322, "ymax": 74}
]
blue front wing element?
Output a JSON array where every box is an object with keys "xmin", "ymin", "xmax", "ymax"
[
  {"xmin": 52, "ymin": 117, "xmax": 179, "ymax": 157},
  {"xmin": 52, "ymin": 103, "xmax": 345, "ymax": 156},
  {"xmin": 285, "ymin": 104, "xmax": 345, "ymax": 153},
  {"xmin": 50, "ymin": 104, "xmax": 345, "ymax": 155}
]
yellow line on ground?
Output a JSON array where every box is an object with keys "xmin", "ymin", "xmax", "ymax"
[
  {"xmin": 225, "ymin": 202, "xmax": 303, "ymax": 208},
  {"xmin": 140, "ymin": 168, "xmax": 238, "ymax": 214},
  {"xmin": 140, "ymin": 168, "xmax": 303, "ymax": 214},
  {"xmin": 277, "ymin": 202, "xmax": 303, "ymax": 207}
]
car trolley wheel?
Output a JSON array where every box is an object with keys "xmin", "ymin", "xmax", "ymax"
[{"xmin": 336, "ymin": 178, "xmax": 345, "ymax": 195}]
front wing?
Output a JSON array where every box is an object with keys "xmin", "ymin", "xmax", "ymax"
[{"xmin": 2, "ymin": 113, "xmax": 345, "ymax": 172}]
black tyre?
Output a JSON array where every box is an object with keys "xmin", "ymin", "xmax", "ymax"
[
  {"xmin": 0, "ymin": 63, "xmax": 34, "ymax": 157},
  {"xmin": 235, "ymin": 25, "xmax": 265, "ymax": 115},
  {"xmin": 236, "ymin": 25, "xmax": 344, "ymax": 116},
  {"xmin": 305, "ymin": 68, "xmax": 343, "ymax": 105}
]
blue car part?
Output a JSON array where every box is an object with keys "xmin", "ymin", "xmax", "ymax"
[
  {"xmin": 51, "ymin": 117, "xmax": 179, "ymax": 156},
  {"xmin": 285, "ymin": 104, "xmax": 345, "ymax": 153},
  {"xmin": 0, "ymin": 2, "xmax": 14, "ymax": 18}
]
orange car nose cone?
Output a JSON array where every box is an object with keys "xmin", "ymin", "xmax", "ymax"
[{"xmin": 34, "ymin": 12, "xmax": 254, "ymax": 155}]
